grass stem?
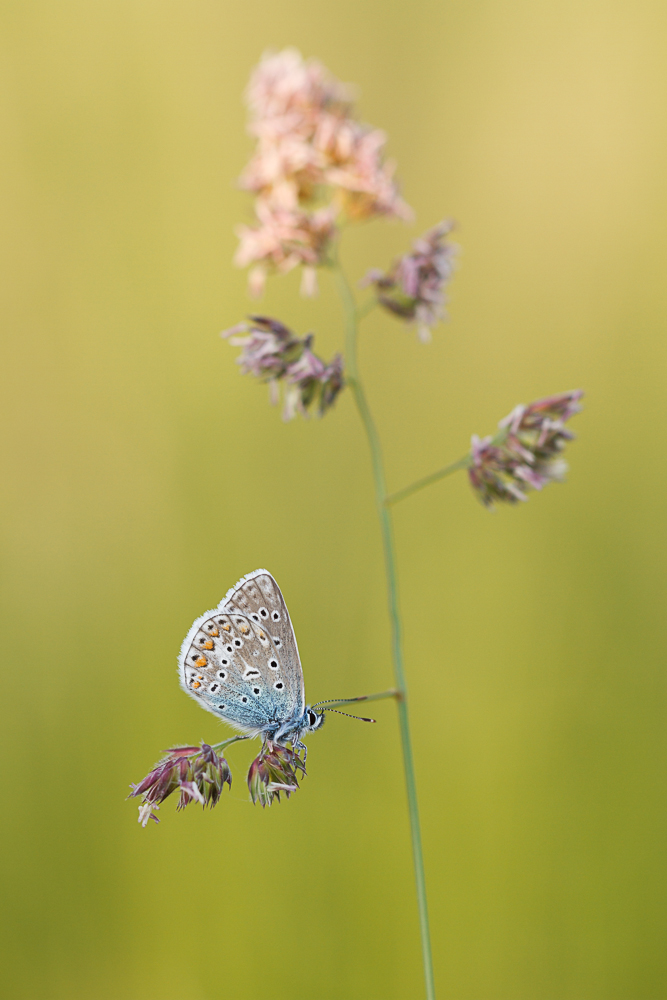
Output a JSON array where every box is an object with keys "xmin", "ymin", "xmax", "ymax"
[
  {"xmin": 385, "ymin": 456, "xmax": 470, "ymax": 505},
  {"xmin": 334, "ymin": 256, "xmax": 436, "ymax": 1000}
]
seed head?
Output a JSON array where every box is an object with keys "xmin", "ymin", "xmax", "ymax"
[
  {"xmin": 128, "ymin": 743, "xmax": 231, "ymax": 827},
  {"xmin": 236, "ymin": 49, "xmax": 412, "ymax": 295},
  {"xmin": 234, "ymin": 203, "xmax": 337, "ymax": 298},
  {"xmin": 362, "ymin": 221, "xmax": 457, "ymax": 341},
  {"xmin": 247, "ymin": 744, "xmax": 307, "ymax": 808},
  {"xmin": 468, "ymin": 390, "xmax": 584, "ymax": 508},
  {"xmin": 222, "ymin": 315, "xmax": 345, "ymax": 420}
]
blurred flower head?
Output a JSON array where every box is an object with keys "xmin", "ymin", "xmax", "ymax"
[
  {"xmin": 223, "ymin": 315, "xmax": 345, "ymax": 420},
  {"xmin": 129, "ymin": 743, "xmax": 231, "ymax": 827},
  {"xmin": 236, "ymin": 48, "xmax": 412, "ymax": 295},
  {"xmin": 234, "ymin": 203, "xmax": 337, "ymax": 298},
  {"xmin": 247, "ymin": 744, "xmax": 306, "ymax": 808},
  {"xmin": 468, "ymin": 390, "xmax": 584, "ymax": 508},
  {"xmin": 362, "ymin": 221, "xmax": 457, "ymax": 341}
]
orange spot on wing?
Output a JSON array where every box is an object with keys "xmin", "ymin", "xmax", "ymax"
[
  {"xmin": 222, "ymin": 624, "xmax": 231, "ymax": 632},
  {"xmin": 202, "ymin": 639, "xmax": 214, "ymax": 650},
  {"xmin": 209, "ymin": 627, "xmax": 219, "ymax": 637},
  {"xmin": 194, "ymin": 655, "xmax": 207, "ymax": 667},
  {"xmin": 193, "ymin": 681, "xmax": 201, "ymax": 689}
]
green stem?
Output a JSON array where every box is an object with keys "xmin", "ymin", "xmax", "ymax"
[
  {"xmin": 385, "ymin": 428, "xmax": 509, "ymax": 506},
  {"xmin": 335, "ymin": 260, "xmax": 436, "ymax": 1000},
  {"xmin": 315, "ymin": 689, "xmax": 399, "ymax": 711},
  {"xmin": 209, "ymin": 735, "xmax": 250, "ymax": 753},
  {"xmin": 385, "ymin": 456, "xmax": 471, "ymax": 506},
  {"xmin": 356, "ymin": 297, "xmax": 378, "ymax": 321}
]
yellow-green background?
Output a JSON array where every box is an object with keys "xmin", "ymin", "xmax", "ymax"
[{"xmin": 2, "ymin": 1, "xmax": 666, "ymax": 998}]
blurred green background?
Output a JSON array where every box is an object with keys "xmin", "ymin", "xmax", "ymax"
[{"xmin": 1, "ymin": 1, "xmax": 666, "ymax": 997}]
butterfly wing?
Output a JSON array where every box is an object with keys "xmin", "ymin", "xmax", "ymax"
[
  {"xmin": 178, "ymin": 604, "xmax": 297, "ymax": 737},
  {"xmin": 220, "ymin": 569, "xmax": 305, "ymax": 717}
]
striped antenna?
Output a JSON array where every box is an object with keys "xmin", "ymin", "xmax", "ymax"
[{"xmin": 325, "ymin": 708, "xmax": 376, "ymax": 723}]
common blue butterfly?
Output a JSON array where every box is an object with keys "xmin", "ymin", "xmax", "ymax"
[{"xmin": 179, "ymin": 569, "xmax": 372, "ymax": 757}]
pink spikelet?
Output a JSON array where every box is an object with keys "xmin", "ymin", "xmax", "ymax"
[
  {"xmin": 362, "ymin": 221, "xmax": 457, "ymax": 341},
  {"xmin": 222, "ymin": 315, "xmax": 345, "ymax": 420},
  {"xmin": 468, "ymin": 391, "xmax": 584, "ymax": 508},
  {"xmin": 128, "ymin": 744, "xmax": 232, "ymax": 827},
  {"xmin": 235, "ymin": 48, "xmax": 412, "ymax": 296}
]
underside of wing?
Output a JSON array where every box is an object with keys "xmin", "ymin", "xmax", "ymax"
[
  {"xmin": 178, "ymin": 605, "xmax": 298, "ymax": 735},
  {"xmin": 220, "ymin": 569, "xmax": 305, "ymax": 713}
]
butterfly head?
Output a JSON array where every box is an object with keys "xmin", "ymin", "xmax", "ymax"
[{"xmin": 302, "ymin": 707, "xmax": 325, "ymax": 733}]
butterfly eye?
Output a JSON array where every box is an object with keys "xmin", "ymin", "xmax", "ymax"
[{"xmin": 308, "ymin": 711, "xmax": 317, "ymax": 727}]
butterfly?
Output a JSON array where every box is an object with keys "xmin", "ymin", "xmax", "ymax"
[{"xmin": 178, "ymin": 569, "xmax": 372, "ymax": 757}]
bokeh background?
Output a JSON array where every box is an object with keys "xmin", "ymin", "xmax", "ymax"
[{"xmin": 2, "ymin": 1, "xmax": 666, "ymax": 998}]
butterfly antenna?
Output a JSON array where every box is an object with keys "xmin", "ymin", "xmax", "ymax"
[{"xmin": 325, "ymin": 708, "xmax": 376, "ymax": 723}]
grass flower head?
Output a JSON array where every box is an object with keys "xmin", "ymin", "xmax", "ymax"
[
  {"xmin": 223, "ymin": 315, "xmax": 345, "ymax": 420},
  {"xmin": 247, "ymin": 744, "xmax": 307, "ymax": 807},
  {"xmin": 129, "ymin": 743, "xmax": 231, "ymax": 827},
  {"xmin": 469, "ymin": 390, "xmax": 584, "ymax": 507},
  {"xmin": 236, "ymin": 48, "xmax": 412, "ymax": 296},
  {"xmin": 363, "ymin": 221, "xmax": 457, "ymax": 341}
]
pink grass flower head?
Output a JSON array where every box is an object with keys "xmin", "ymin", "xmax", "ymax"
[
  {"xmin": 247, "ymin": 744, "xmax": 307, "ymax": 808},
  {"xmin": 222, "ymin": 315, "xmax": 345, "ymax": 420},
  {"xmin": 363, "ymin": 221, "xmax": 457, "ymax": 341},
  {"xmin": 128, "ymin": 743, "xmax": 232, "ymax": 827},
  {"xmin": 234, "ymin": 202, "xmax": 337, "ymax": 298},
  {"xmin": 243, "ymin": 48, "xmax": 353, "ymax": 199},
  {"xmin": 236, "ymin": 49, "xmax": 412, "ymax": 296},
  {"xmin": 284, "ymin": 344, "xmax": 345, "ymax": 420},
  {"xmin": 468, "ymin": 390, "xmax": 584, "ymax": 508},
  {"xmin": 325, "ymin": 125, "xmax": 412, "ymax": 222}
]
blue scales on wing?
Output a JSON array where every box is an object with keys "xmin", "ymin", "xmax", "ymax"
[
  {"xmin": 221, "ymin": 569, "xmax": 305, "ymax": 717},
  {"xmin": 178, "ymin": 569, "xmax": 304, "ymax": 737}
]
